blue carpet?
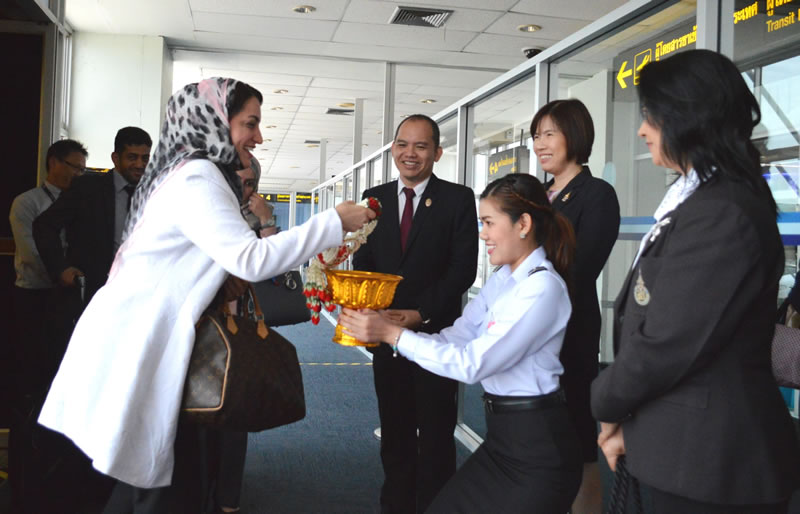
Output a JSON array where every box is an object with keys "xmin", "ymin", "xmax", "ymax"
[{"xmin": 237, "ymin": 320, "xmax": 469, "ymax": 513}]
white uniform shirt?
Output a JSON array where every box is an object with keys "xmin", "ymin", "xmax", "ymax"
[
  {"xmin": 396, "ymin": 176, "xmax": 431, "ymax": 221},
  {"xmin": 397, "ymin": 246, "xmax": 571, "ymax": 396},
  {"xmin": 39, "ymin": 159, "xmax": 344, "ymax": 488},
  {"xmin": 9, "ymin": 181, "xmax": 62, "ymax": 288}
]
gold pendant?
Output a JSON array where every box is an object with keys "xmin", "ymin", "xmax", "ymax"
[
  {"xmin": 633, "ymin": 269, "xmax": 651, "ymax": 306},
  {"xmin": 562, "ymin": 192, "xmax": 571, "ymax": 202}
]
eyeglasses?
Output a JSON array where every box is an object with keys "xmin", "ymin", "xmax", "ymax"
[{"xmin": 60, "ymin": 158, "xmax": 87, "ymax": 175}]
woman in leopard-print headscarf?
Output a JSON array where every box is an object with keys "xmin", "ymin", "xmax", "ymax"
[{"xmin": 38, "ymin": 77, "xmax": 375, "ymax": 512}]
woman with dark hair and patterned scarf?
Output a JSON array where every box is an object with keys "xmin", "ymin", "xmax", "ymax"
[{"xmin": 37, "ymin": 77, "xmax": 375, "ymax": 513}]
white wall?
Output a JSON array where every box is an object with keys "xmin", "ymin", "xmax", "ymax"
[{"xmin": 69, "ymin": 33, "xmax": 172, "ymax": 168}]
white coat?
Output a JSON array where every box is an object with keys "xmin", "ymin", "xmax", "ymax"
[{"xmin": 38, "ymin": 159, "xmax": 344, "ymax": 488}]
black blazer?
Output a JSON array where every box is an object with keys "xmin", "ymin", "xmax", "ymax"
[
  {"xmin": 34, "ymin": 171, "xmax": 117, "ymax": 306},
  {"xmin": 591, "ymin": 174, "xmax": 800, "ymax": 504},
  {"xmin": 353, "ymin": 174, "xmax": 478, "ymax": 335},
  {"xmin": 546, "ymin": 167, "xmax": 620, "ymax": 377}
]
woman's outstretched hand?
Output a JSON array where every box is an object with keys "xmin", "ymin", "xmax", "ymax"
[
  {"xmin": 339, "ymin": 308, "xmax": 403, "ymax": 345},
  {"xmin": 335, "ymin": 201, "xmax": 376, "ymax": 232}
]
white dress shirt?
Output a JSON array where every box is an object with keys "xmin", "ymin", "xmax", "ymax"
[
  {"xmin": 396, "ymin": 176, "xmax": 431, "ymax": 221},
  {"xmin": 396, "ymin": 246, "xmax": 572, "ymax": 396},
  {"xmin": 634, "ymin": 168, "xmax": 701, "ymax": 267},
  {"xmin": 9, "ymin": 181, "xmax": 62, "ymax": 288},
  {"xmin": 39, "ymin": 159, "xmax": 344, "ymax": 488}
]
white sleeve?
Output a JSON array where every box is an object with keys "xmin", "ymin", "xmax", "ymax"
[
  {"xmin": 178, "ymin": 163, "xmax": 343, "ymax": 281},
  {"xmin": 397, "ymin": 273, "xmax": 571, "ymax": 384},
  {"xmin": 9, "ymin": 194, "xmax": 40, "ymax": 270}
]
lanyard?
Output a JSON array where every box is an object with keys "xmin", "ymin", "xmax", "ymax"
[{"xmin": 41, "ymin": 184, "xmax": 56, "ymax": 203}]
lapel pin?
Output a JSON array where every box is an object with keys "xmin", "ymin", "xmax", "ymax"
[
  {"xmin": 649, "ymin": 217, "xmax": 671, "ymax": 243},
  {"xmin": 562, "ymin": 192, "xmax": 571, "ymax": 202},
  {"xmin": 425, "ymin": 198, "xmax": 432, "ymax": 207},
  {"xmin": 633, "ymin": 269, "xmax": 651, "ymax": 306}
]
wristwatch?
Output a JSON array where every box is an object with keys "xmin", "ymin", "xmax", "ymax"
[{"xmin": 418, "ymin": 308, "xmax": 431, "ymax": 325}]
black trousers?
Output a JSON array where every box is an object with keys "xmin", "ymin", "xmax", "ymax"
[
  {"xmin": 102, "ymin": 419, "xmax": 208, "ymax": 514},
  {"xmin": 427, "ymin": 401, "xmax": 582, "ymax": 514},
  {"xmin": 647, "ymin": 484, "xmax": 789, "ymax": 514},
  {"xmin": 372, "ymin": 345, "xmax": 458, "ymax": 514},
  {"xmin": 9, "ymin": 286, "xmax": 111, "ymax": 514}
]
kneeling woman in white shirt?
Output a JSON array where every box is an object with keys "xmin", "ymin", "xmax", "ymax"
[{"xmin": 341, "ymin": 173, "xmax": 583, "ymax": 513}]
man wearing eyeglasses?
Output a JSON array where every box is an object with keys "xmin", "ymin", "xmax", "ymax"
[
  {"xmin": 34, "ymin": 126, "xmax": 152, "ymax": 311},
  {"xmin": 8, "ymin": 138, "xmax": 87, "ymax": 511}
]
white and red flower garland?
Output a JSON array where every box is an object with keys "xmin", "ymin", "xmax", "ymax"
[{"xmin": 304, "ymin": 197, "xmax": 382, "ymax": 324}]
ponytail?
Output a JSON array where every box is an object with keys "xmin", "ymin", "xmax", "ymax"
[{"xmin": 543, "ymin": 211, "xmax": 575, "ymax": 283}]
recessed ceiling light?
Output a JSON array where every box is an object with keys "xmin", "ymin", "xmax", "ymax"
[
  {"xmin": 363, "ymin": 144, "xmax": 369, "ymax": 147},
  {"xmin": 420, "ymin": 98, "xmax": 437, "ymax": 104},
  {"xmin": 518, "ymin": 24, "xmax": 542, "ymax": 33},
  {"xmin": 265, "ymin": 125, "xmax": 277, "ymax": 129},
  {"xmin": 307, "ymin": 144, "xmax": 319, "ymax": 148},
  {"xmin": 264, "ymin": 138, "xmax": 272, "ymax": 142},
  {"xmin": 293, "ymin": 5, "xmax": 316, "ymax": 14},
  {"xmin": 273, "ymin": 89, "xmax": 289, "ymax": 94},
  {"xmin": 400, "ymin": 114, "xmax": 409, "ymax": 118},
  {"xmin": 271, "ymin": 106, "xmax": 283, "ymax": 111},
  {"xmin": 290, "ymin": 166, "xmax": 300, "ymax": 169},
  {"xmin": 338, "ymin": 102, "xmax": 355, "ymax": 108}
]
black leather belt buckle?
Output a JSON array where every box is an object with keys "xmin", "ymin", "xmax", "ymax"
[{"xmin": 483, "ymin": 389, "xmax": 565, "ymax": 414}]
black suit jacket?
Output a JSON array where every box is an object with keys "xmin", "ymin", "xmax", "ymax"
[
  {"xmin": 591, "ymin": 175, "xmax": 800, "ymax": 504},
  {"xmin": 353, "ymin": 174, "xmax": 478, "ymax": 335},
  {"xmin": 34, "ymin": 171, "xmax": 117, "ymax": 307},
  {"xmin": 546, "ymin": 167, "xmax": 620, "ymax": 376}
]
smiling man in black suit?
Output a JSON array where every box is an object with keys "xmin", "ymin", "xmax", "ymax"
[
  {"xmin": 34, "ymin": 126, "xmax": 152, "ymax": 311},
  {"xmin": 353, "ymin": 114, "xmax": 478, "ymax": 513}
]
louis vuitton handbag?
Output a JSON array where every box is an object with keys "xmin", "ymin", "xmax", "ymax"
[{"xmin": 182, "ymin": 285, "xmax": 306, "ymax": 431}]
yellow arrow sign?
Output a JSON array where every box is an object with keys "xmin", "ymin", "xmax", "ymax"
[{"xmin": 617, "ymin": 60, "xmax": 632, "ymax": 89}]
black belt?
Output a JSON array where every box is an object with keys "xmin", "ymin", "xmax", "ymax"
[{"xmin": 482, "ymin": 389, "xmax": 566, "ymax": 414}]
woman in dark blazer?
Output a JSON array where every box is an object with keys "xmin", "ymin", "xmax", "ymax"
[
  {"xmin": 532, "ymin": 98, "xmax": 620, "ymax": 513},
  {"xmin": 591, "ymin": 49, "xmax": 800, "ymax": 513}
]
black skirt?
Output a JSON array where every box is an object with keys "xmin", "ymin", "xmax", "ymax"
[{"xmin": 427, "ymin": 394, "xmax": 583, "ymax": 514}]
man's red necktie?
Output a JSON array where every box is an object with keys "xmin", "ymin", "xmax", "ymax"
[{"xmin": 400, "ymin": 187, "xmax": 415, "ymax": 251}]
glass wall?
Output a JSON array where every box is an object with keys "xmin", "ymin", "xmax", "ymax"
[{"xmin": 471, "ymin": 75, "xmax": 537, "ymax": 293}]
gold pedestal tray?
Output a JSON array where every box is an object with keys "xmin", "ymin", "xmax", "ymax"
[{"xmin": 325, "ymin": 270, "xmax": 403, "ymax": 347}]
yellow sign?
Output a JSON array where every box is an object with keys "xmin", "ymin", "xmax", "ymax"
[
  {"xmin": 768, "ymin": 0, "xmax": 794, "ymax": 16},
  {"xmin": 655, "ymin": 25, "xmax": 697, "ymax": 60},
  {"xmin": 767, "ymin": 9, "xmax": 796, "ymax": 31},
  {"xmin": 734, "ymin": 1, "xmax": 759, "ymax": 23},
  {"xmin": 634, "ymin": 49, "xmax": 651, "ymax": 85},
  {"xmin": 617, "ymin": 60, "xmax": 633, "ymax": 89}
]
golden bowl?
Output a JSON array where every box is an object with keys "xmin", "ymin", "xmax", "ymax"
[{"xmin": 325, "ymin": 270, "xmax": 403, "ymax": 347}]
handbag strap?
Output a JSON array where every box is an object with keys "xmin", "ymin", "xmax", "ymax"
[
  {"xmin": 606, "ymin": 456, "xmax": 642, "ymax": 514},
  {"xmin": 248, "ymin": 284, "xmax": 269, "ymax": 339},
  {"xmin": 220, "ymin": 286, "xmax": 269, "ymax": 340}
]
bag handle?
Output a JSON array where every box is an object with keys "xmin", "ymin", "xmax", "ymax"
[
  {"xmin": 220, "ymin": 285, "xmax": 269, "ymax": 340},
  {"xmin": 606, "ymin": 456, "xmax": 642, "ymax": 514},
  {"xmin": 248, "ymin": 284, "xmax": 269, "ymax": 339}
]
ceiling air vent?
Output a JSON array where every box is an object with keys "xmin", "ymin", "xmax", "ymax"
[
  {"xmin": 389, "ymin": 6, "xmax": 453, "ymax": 28},
  {"xmin": 325, "ymin": 107, "xmax": 354, "ymax": 115},
  {"xmin": 304, "ymin": 139, "xmax": 321, "ymax": 144}
]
